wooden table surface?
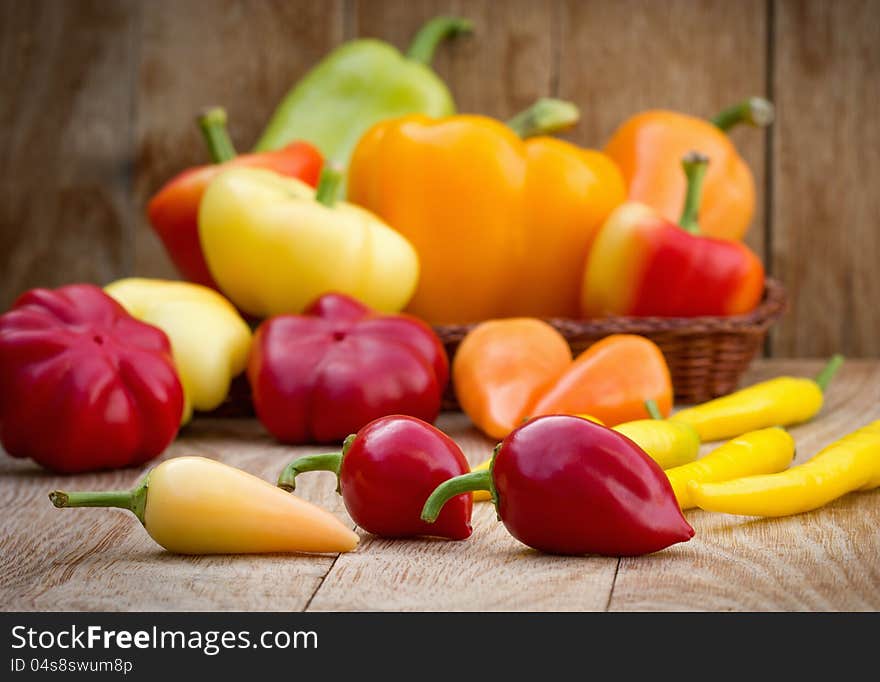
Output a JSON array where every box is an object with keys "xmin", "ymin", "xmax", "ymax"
[{"xmin": 2, "ymin": 359, "xmax": 878, "ymax": 612}]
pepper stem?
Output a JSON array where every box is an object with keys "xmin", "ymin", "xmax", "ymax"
[
  {"xmin": 506, "ymin": 98, "xmax": 580, "ymax": 139},
  {"xmin": 277, "ymin": 452, "xmax": 343, "ymax": 493},
  {"xmin": 49, "ymin": 477, "xmax": 149, "ymax": 526},
  {"xmin": 421, "ymin": 470, "xmax": 491, "ymax": 523},
  {"xmin": 405, "ymin": 16, "xmax": 473, "ymax": 65},
  {"xmin": 197, "ymin": 107, "xmax": 237, "ymax": 163},
  {"xmin": 678, "ymin": 151, "xmax": 709, "ymax": 234},
  {"xmin": 315, "ymin": 166, "xmax": 343, "ymax": 207},
  {"xmin": 814, "ymin": 354, "xmax": 845, "ymax": 393},
  {"xmin": 710, "ymin": 97, "xmax": 775, "ymax": 132},
  {"xmin": 645, "ymin": 399, "xmax": 664, "ymax": 420}
]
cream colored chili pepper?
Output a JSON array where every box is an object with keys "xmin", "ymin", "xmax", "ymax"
[
  {"xmin": 670, "ymin": 355, "xmax": 844, "ymax": 442},
  {"xmin": 689, "ymin": 420, "xmax": 880, "ymax": 517},
  {"xmin": 49, "ymin": 456, "xmax": 358, "ymax": 554},
  {"xmin": 665, "ymin": 427, "xmax": 795, "ymax": 509}
]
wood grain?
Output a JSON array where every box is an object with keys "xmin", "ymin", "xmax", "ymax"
[
  {"xmin": 0, "ymin": 0, "xmax": 139, "ymax": 310},
  {"xmin": 132, "ymin": 0, "xmax": 347, "ymax": 279},
  {"xmin": 769, "ymin": 0, "xmax": 880, "ymax": 357},
  {"xmin": 556, "ymin": 0, "xmax": 769, "ymax": 259}
]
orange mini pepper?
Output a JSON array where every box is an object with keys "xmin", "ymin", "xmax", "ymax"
[
  {"xmin": 604, "ymin": 97, "xmax": 772, "ymax": 241},
  {"xmin": 581, "ymin": 152, "xmax": 765, "ymax": 318},
  {"xmin": 348, "ymin": 99, "xmax": 625, "ymax": 324}
]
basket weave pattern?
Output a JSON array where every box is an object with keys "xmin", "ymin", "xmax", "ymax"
[{"xmin": 435, "ymin": 277, "xmax": 787, "ymax": 409}]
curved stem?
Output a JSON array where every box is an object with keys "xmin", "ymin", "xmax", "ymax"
[
  {"xmin": 678, "ymin": 151, "xmax": 709, "ymax": 234},
  {"xmin": 277, "ymin": 452, "xmax": 343, "ymax": 492},
  {"xmin": 49, "ymin": 477, "xmax": 149, "ymax": 526},
  {"xmin": 198, "ymin": 107, "xmax": 237, "ymax": 163},
  {"xmin": 315, "ymin": 166, "xmax": 343, "ymax": 207},
  {"xmin": 405, "ymin": 16, "xmax": 473, "ymax": 65},
  {"xmin": 506, "ymin": 98, "xmax": 580, "ymax": 139},
  {"xmin": 421, "ymin": 470, "xmax": 491, "ymax": 523},
  {"xmin": 644, "ymin": 399, "xmax": 664, "ymax": 420},
  {"xmin": 710, "ymin": 97, "xmax": 775, "ymax": 132},
  {"xmin": 814, "ymin": 354, "xmax": 845, "ymax": 393}
]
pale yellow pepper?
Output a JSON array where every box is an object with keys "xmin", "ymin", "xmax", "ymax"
[
  {"xmin": 106, "ymin": 278, "xmax": 251, "ymax": 422},
  {"xmin": 198, "ymin": 166, "xmax": 419, "ymax": 319},
  {"xmin": 690, "ymin": 420, "xmax": 880, "ymax": 517},
  {"xmin": 50, "ymin": 456, "xmax": 359, "ymax": 554},
  {"xmin": 670, "ymin": 356, "xmax": 843, "ymax": 442},
  {"xmin": 666, "ymin": 427, "xmax": 795, "ymax": 509}
]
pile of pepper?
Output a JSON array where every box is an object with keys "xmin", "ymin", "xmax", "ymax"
[{"xmin": 1, "ymin": 16, "xmax": 877, "ymax": 560}]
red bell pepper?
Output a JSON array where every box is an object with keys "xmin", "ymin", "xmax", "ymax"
[
  {"xmin": 421, "ymin": 415, "xmax": 694, "ymax": 556},
  {"xmin": 277, "ymin": 415, "xmax": 472, "ymax": 540},
  {"xmin": 147, "ymin": 107, "xmax": 323, "ymax": 289},
  {"xmin": 248, "ymin": 293, "xmax": 448, "ymax": 444},
  {"xmin": 0, "ymin": 285, "xmax": 184, "ymax": 473},
  {"xmin": 581, "ymin": 152, "xmax": 765, "ymax": 317}
]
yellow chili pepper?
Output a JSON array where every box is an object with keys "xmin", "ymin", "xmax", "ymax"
[
  {"xmin": 470, "ymin": 409, "xmax": 700, "ymax": 501},
  {"xmin": 665, "ymin": 427, "xmax": 795, "ymax": 509},
  {"xmin": 689, "ymin": 420, "xmax": 880, "ymax": 517},
  {"xmin": 49, "ymin": 456, "xmax": 359, "ymax": 554},
  {"xmin": 670, "ymin": 355, "xmax": 844, "ymax": 442},
  {"xmin": 105, "ymin": 278, "xmax": 252, "ymax": 423}
]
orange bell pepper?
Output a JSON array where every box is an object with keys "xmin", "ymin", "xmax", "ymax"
[
  {"xmin": 348, "ymin": 99, "xmax": 626, "ymax": 324},
  {"xmin": 531, "ymin": 334, "xmax": 672, "ymax": 426},
  {"xmin": 453, "ymin": 319, "xmax": 673, "ymax": 437},
  {"xmin": 604, "ymin": 97, "xmax": 773, "ymax": 241},
  {"xmin": 452, "ymin": 318, "xmax": 571, "ymax": 439}
]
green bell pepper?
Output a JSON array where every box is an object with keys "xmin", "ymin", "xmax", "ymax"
[{"xmin": 253, "ymin": 15, "xmax": 471, "ymax": 170}]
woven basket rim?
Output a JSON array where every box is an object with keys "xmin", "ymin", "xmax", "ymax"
[{"xmin": 433, "ymin": 277, "xmax": 787, "ymax": 339}]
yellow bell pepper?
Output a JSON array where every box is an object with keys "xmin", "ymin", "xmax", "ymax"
[
  {"xmin": 347, "ymin": 99, "xmax": 625, "ymax": 323},
  {"xmin": 49, "ymin": 456, "xmax": 358, "ymax": 554},
  {"xmin": 689, "ymin": 420, "xmax": 880, "ymax": 517},
  {"xmin": 198, "ymin": 166, "xmax": 419, "ymax": 319},
  {"xmin": 670, "ymin": 355, "xmax": 844, "ymax": 442},
  {"xmin": 665, "ymin": 427, "xmax": 795, "ymax": 509},
  {"xmin": 105, "ymin": 278, "xmax": 251, "ymax": 423}
]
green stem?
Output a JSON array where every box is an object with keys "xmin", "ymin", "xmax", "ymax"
[
  {"xmin": 506, "ymin": 98, "xmax": 580, "ymax": 139},
  {"xmin": 710, "ymin": 97, "xmax": 775, "ymax": 132},
  {"xmin": 421, "ymin": 470, "xmax": 492, "ymax": 523},
  {"xmin": 645, "ymin": 399, "xmax": 664, "ymax": 420},
  {"xmin": 315, "ymin": 167, "xmax": 343, "ymax": 207},
  {"xmin": 405, "ymin": 16, "xmax": 473, "ymax": 65},
  {"xmin": 678, "ymin": 151, "xmax": 709, "ymax": 234},
  {"xmin": 197, "ymin": 107, "xmax": 237, "ymax": 163},
  {"xmin": 48, "ymin": 477, "xmax": 149, "ymax": 525},
  {"xmin": 277, "ymin": 451, "xmax": 343, "ymax": 492},
  {"xmin": 814, "ymin": 354, "xmax": 845, "ymax": 393}
]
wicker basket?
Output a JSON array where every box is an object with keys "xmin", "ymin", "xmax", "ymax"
[{"xmin": 435, "ymin": 277, "xmax": 787, "ymax": 410}]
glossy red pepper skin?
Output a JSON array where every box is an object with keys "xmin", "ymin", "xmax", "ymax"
[
  {"xmin": 249, "ymin": 293, "xmax": 448, "ymax": 444},
  {"xmin": 280, "ymin": 416, "xmax": 472, "ymax": 539},
  {"xmin": 494, "ymin": 416, "xmax": 693, "ymax": 555},
  {"xmin": 147, "ymin": 142, "xmax": 323, "ymax": 289},
  {"xmin": 0, "ymin": 285, "xmax": 184, "ymax": 473}
]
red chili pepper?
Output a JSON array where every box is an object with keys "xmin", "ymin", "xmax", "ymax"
[
  {"xmin": 0, "ymin": 285, "xmax": 184, "ymax": 473},
  {"xmin": 277, "ymin": 415, "xmax": 472, "ymax": 540},
  {"xmin": 421, "ymin": 415, "xmax": 694, "ymax": 556},
  {"xmin": 147, "ymin": 107, "xmax": 323, "ymax": 289},
  {"xmin": 581, "ymin": 152, "xmax": 765, "ymax": 317},
  {"xmin": 248, "ymin": 293, "xmax": 448, "ymax": 444}
]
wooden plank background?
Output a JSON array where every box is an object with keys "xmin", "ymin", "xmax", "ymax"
[{"xmin": 1, "ymin": 0, "xmax": 878, "ymax": 357}]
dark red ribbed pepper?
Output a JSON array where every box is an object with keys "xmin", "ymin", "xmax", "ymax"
[
  {"xmin": 422, "ymin": 414, "xmax": 694, "ymax": 556},
  {"xmin": 278, "ymin": 415, "xmax": 472, "ymax": 540}
]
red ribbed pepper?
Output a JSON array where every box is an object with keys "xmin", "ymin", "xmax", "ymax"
[
  {"xmin": 421, "ymin": 415, "xmax": 694, "ymax": 556},
  {"xmin": 248, "ymin": 293, "xmax": 448, "ymax": 444},
  {"xmin": 147, "ymin": 107, "xmax": 323, "ymax": 289},
  {"xmin": 0, "ymin": 285, "xmax": 184, "ymax": 473},
  {"xmin": 278, "ymin": 415, "xmax": 472, "ymax": 540},
  {"xmin": 581, "ymin": 152, "xmax": 765, "ymax": 317}
]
